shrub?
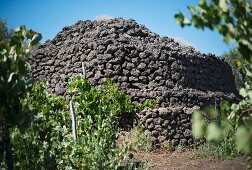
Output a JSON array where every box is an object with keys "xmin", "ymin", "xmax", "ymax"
[
  {"xmin": 222, "ymin": 48, "xmax": 245, "ymax": 89},
  {"xmin": 201, "ymin": 138, "xmax": 240, "ymax": 159},
  {"xmin": 124, "ymin": 124, "xmax": 152, "ymax": 152},
  {"xmin": 0, "ymin": 25, "xmax": 41, "ymax": 169},
  {"xmin": 4, "ymin": 76, "xmax": 156, "ymax": 169},
  {"xmin": 175, "ymin": 1, "xmax": 252, "ymax": 167}
]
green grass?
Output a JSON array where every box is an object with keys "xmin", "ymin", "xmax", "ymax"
[{"xmin": 197, "ymin": 137, "xmax": 241, "ymax": 159}]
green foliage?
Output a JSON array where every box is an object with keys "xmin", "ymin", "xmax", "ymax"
[
  {"xmin": 136, "ymin": 99, "xmax": 159, "ymax": 113},
  {"xmin": 68, "ymin": 77, "xmax": 135, "ymax": 120},
  {"xmin": 176, "ymin": 142, "xmax": 187, "ymax": 152},
  {"xmin": 0, "ymin": 19, "xmax": 12, "ymax": 43},
  {"xmin": 175, "ymin": 0, "xmax": 252, "ymax": 63},
  {"xmin": 192, "ymin": 111, "xmax": 206, "ymax": 139},
  {"xmin": 222, "ymin": 48, "xmax": 245, "ymax": 89},
  {"xmin": 190, "ymin": 73, "xmax": 252, "ymax": 161},
  {"xmin": 198, "ymin": 137, "xmax": 240, "ymax": 159},
  {"xmin": 126, "ymin": 124, "xmax": 152, "ymax": 152},
  {"xmin": 0, "ymin": 25, "xmax": 42, "ymax": 128},
  {"xmin": 175, "ymin": 1, "xmax": 252, "ymax": 164},
  {"xmin": 192, "ymin": 100, "xmax": 251, "ymax": 153},
  {"xmin": 192, "ymin": 91, "xmax": 252, "ymax": 154},
  {"xmin": 11, "ymin": 83, "xmax": 70, "ymax": 169},
  {"xmin": 5, "ymin": 76, "xmax": 156, "ymax": 169},
  {"xmin": 0, "ymin": 25, "xmax": 42, "ymax": 169},
  {"xmin": 160, "ymin": 140, "xmax": 173, "ymax": 152},
  {"xmin": 67, "ymin": 76, "xmax": 136, "ymax": 169}
]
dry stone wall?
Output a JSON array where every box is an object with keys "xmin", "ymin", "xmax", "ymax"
[
  {"xmin": 139, "ymin": 107, "xmax": 195, "ymax": 149},
  {"xmin": 30, "ymin": 18, "xmax": 238, "ymax": 148}
]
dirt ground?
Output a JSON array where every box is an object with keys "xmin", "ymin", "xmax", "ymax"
[
  {"xmin": 118, "ymin": 133, "xmax": 248, "ymax": 170},
  {"xmin": 134, "ymin": 150, "xmax": 247, "ymax": 170}
]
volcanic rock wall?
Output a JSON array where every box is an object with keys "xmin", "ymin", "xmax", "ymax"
[
  {"xmin": 139, "ymin": 107, "xmax": 195, "ymax": 148},
  {"xmin": 30, "ymin": 18, "xmax": 238, "ymax": 148}
]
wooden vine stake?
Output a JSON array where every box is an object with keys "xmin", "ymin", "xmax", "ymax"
[
  {"xmin": 70, "ymin": 62, "xmax": 86, "ymax": 141},
  {"xmin": 70, "ymin": 100, "xmax": 77, "ymax": 141}
]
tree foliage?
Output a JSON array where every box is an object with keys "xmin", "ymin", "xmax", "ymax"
[
  {"xmin": 0, "ymin": 26, "xmax": 42, "ymax": 129},
  {"xmin": 0, "ymin": 25, "xmax": 42, "ymax": 169},
  {"xmin": 175, "ymin": 0, "xmax": 252, "ymax": 165},
  {"xmin": 175, "ymin": 0, "xmax": 252, "ymax": 63},
  {"xmin": 222, "ymin": 48, "xmax": 244, "ymax": 89},
  {"xmin": 0, "ymin": 19, "xmax": 12, "ymax": 43}
]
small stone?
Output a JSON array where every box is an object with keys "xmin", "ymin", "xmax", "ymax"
[
  {"xmin": 171, "ymin": 120, "xmax": 176, "ymax": 125},
  {"xmin": 155, "ymin": 143, "xmax": 161, "ymax": 149},
  {"xmin": 137, "ymin": 63, "xmax": 147, "ymax": 70},
  {"xmin": 152, "ymin": 111, "xmax": 158, "ymax": 118},
  {"xmin": 158, "ymin": 108, "xmax": 171, "ymax": 117},
  {"xmin": 183, "ymin": 129, "xmax": 192, "ymax": 138},
  {"xmin": 171, "ymin": 139, "xmax": 179, "ymax": 147},
  {"xmin": 153, "ymin": 118, "xmax": 161, "ymax": 125},
  {"xmin": 161, "ymin": 129, "xmax": 168, "ymax": 135},
  {"xmin": 144, "ymin": 130, "xmax": 152, "ymax": 136},
  {"xmin": 148, "ymin": 123, "xmax": 154, "ymax": 130},
  {"xmin": 162, "ymin": 120, "xmax": 170, "ymax": 128},
  {"xmin": 130, "ymin": 69, "xmax": 141, "ymax": 77},
  {"xmin": 151, "ymin": 130, "xmax": 159, "ymax": 137},
  {"xmin": 158, "ymin": 136, "xmax": 166, "ymax": 142},
  {"xmin": 174, "ymin": 134, "xmax": 180, "ymax": 139},
  {"xmin": 171, "ymin": 111, "xmax": 179, "ymax": 117},
  {"xmin": 168, "ymin": 129, "xmax": 176, "ymax": 137},
  {"xmin": 151, "ymin": 137, "xmax": 158, "ymax": 143},
  {"xmin": 146, "ymin": 118, "xmax": 153, "ymax": 124},
  {"xmin": 129, "ymin": 76, "xmax": 138, "ymax": 82},
  {"xmin": 154, "ymin": 125, "xmax": 162, "ymax": 132},
  {"xmin": 145, "ymin": 111, "xmax": 152, "ymax": 118}
]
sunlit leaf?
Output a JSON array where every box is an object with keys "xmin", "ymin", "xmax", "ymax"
[
  {"xmin": 29, "ymin": 33, "xmax": 42, "ymax": 47},
  {"xmin": 236, "ymin": 60, "xmax": 242, "ymax": 68},
  {"xmin": 235, "ymin": 127, "xmax": 251, "ymax": 154},
  {"xmin": 192, "ymin": 111, "xmax": 206, "ymax": 138},
  {"xmin": 205, "ymin": 106, "xmax": 218, "ymax": 118},
  {"xmin": 219, "ymin": 0, "xmax": 229, "ymax": 12},
  {"xmin": 239, "ymin": 88, "xmax": 247, "ymax": 98},
  {"xmin": 207, "ymin": 123, "xmax": 222, "ymax": 141},
  {"xmin": 220, "ymin": 100, "xmax": 230, "ymax": 114},
  {"xmin": 222, "ymin": 119, "xmax": 232, "ymax": 137},
  {"xmin": 175, "ymin": 12, "xmax": 186, "ymax": 27},
  {"xmin": 8, "ymin": 72, "xmax": 17, "ymax": 83},
  {"xmin": 199, "ymin": 0, "xmax": 207, "ymax": 7}
]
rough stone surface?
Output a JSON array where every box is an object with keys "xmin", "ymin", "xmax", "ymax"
[
  {"xmin": 29, "ymin": 18, "xmax": 238, "ymax": 148},
  {"xmin": 139, "ymin": 107, "xmax": 195, "ymax": 148}
]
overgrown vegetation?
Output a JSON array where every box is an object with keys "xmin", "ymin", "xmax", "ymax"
[
  {"xmin": 1, "ymin": 76, "xmax": 157, "ymax": 169},
  {"xmin": 123, "ymin": 124, "xmax": 152, "ymax": 152},
  {"xmin": 0, "ymin": 19, "xmax": 12, "ymax": 43},
  {"xmin": 0, "ymin": 25, "xmax": 42, "ymax": 169},
  {"xmin": 199, "ymin": 138, "xmax": 240, "ymax": 159},
  {"xmin": 175, "ymin": 0, "xmax": 252, "ymax": 167},
  {"xmin": 223, "ymin": 48, "xmax": 244, "ymax": 89}
]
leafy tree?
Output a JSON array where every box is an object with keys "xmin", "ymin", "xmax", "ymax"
[
  {"xmin": 175, "ymin": 0, "xmax": 252, "ymax": 63},
  {"xmin": 0, "ymin": 26, "xmax": 41, "ymax": 169},
  {"xmin": 0, "ymin": 19, "xmax": 12, "ymax": 43},
  {"xmin": 175, "ymin": 0, "xmax": 252, "ymax": 167}
]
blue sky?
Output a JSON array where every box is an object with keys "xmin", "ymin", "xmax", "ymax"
[{"xmin": 0, "ymin": 0, "xmax": 235, "ymax": 56}]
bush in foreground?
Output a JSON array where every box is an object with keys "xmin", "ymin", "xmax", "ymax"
[{"xmin": 2, "ymin": 77, "xmax": 156, "ymax": 169}]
